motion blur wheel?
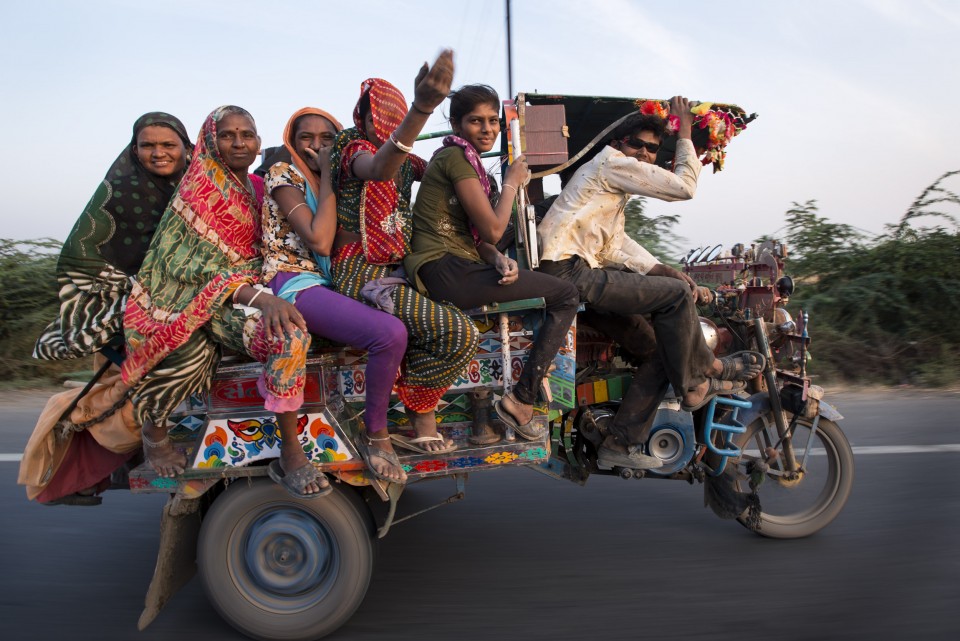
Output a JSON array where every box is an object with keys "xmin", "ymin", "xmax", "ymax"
[
  {"xmin": 198, "ymin": 479, "xmax": 374, "ymax": 640},
  {"xmin": 733, "ymin": 414, "xmax": 854, "ymax": 539}
]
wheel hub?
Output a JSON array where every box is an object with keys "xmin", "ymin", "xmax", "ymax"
[{"xmin": 245, "ymin": 509, "xmax": 333, "ymax": 597}]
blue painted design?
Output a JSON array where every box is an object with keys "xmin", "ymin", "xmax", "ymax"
[
  {"xmin": 151, "ymin": 477, "xmax": 178, "ymax": 489},
  {"xmin": 703, "ymin": 396, "xmax": 752, "ymax": 476},
  {"xmin": 447, "ymin": 456, "xmax": 485, "ymax": 468}
]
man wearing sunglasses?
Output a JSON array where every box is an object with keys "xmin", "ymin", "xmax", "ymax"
[{"xmin": 538, "ymin": 96, "xmax": 759, "ymax": 470}]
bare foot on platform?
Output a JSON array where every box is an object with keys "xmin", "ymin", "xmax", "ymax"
[
  {"xmin": 142, "ymin": 421, "xmax": 186, "ymax": 478},
  {"xmin": 403, "ymin": 409, "xmax": 455, "ymax": 453}
]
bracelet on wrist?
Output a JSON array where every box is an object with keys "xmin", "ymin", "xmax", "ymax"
[
  {"xmin": 411, "ymin": 102, "xmax": 434, "ymax": 116},
  {"xmin": 389, "ymin": 132, "xmax": 414, "ymax": 154},
  {"xmin": 232, "ymin": 283, "xmax": 249, "ymax": 303},
  {"xmin": 248, "ymin": 287, "xmax": 267, "ymax": 307}
]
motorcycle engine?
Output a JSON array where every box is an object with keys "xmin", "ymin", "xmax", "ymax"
[{"xmin": 577, "ymin": 399, "xmax": 696, "ymax": 475}]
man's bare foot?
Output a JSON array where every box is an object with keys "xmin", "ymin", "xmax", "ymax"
[
  {"xmin": 280, "ymin": 446, "xmax": 326, "ymax": 496},
  {"xmin": 142, "ymin": 421, "xmax": 186, "ymax": 478},
  {"xmin": 406, "ymin": 409, "xmax": 451, "ymax": 453}
]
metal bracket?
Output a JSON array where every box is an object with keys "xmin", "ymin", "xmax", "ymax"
[{"xmin": 376, "ymin": 474, "xmax": 468, "ymax": 539}]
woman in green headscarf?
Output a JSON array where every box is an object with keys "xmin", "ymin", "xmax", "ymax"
[{"xmin": 34, "ymin": 112, "xmax": 193, "ymax": 361}]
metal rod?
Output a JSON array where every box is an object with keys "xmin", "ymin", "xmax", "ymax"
[
  {"xmin": 506, "ymin": 0, "xmax": 514, "ymax": 98},
  {"xmin": 752, "ymin": 318, "xmax": 798, "ymax": 471}
]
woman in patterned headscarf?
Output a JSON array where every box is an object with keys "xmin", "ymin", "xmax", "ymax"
[
  {"xmin": 122, "ymin": 106, "xmax": 325, "ymax": 495},
  {"xmin": 34, "ymin": 112, "xmax": 193, "ymax": 361},
  {"xmin": 330, "ymin": 51, "xmax": 479, "ymax": 454}
]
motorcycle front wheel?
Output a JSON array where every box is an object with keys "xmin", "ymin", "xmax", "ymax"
[{"xmin": 733, "ymin": 414, "xmax": 854, "ymax": 539}]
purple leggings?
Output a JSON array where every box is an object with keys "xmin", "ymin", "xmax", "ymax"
[{"xmin": 268, "ymin": 272, "xmax": 407, "ymax": 434}]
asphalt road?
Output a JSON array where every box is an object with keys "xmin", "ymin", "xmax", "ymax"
[{"xmin": 1, "ymin": 388, "xmax": 958, "ymax": 641}]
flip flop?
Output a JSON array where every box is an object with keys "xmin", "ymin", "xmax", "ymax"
[
  {"xmin": 355, "ymin": 436, "xmax": 408, "ymax": 484},
  {"xmin": 268, "ymin": 459, "xmax": 332, "ymax": 499},
  {"xmin": 390, "ymin": 433, "xmax": 457, "ymax": 455},
  {"xmin": 680, "ymin": 378, "xmax": 746, "ymax": 412},
  {"xmin": 494, "ymin": 392, "xmax": 545, "ymax": 441},
  {"xmin": 718, "ymin": 351, "xmax": 766, "ymax": 381}
]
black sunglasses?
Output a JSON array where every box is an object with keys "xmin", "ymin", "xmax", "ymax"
[{"xmin": 621, "ymin": 137, "xmax": 660, "ymax": 153}]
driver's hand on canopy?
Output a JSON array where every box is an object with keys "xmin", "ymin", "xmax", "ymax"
[
  {"xmin": 495, "ymin": 253, "xmax": 519, "ymax": 285},
  {"xmin": 254, "ymin": 294, "xmax": 307, "ymax": 342},
  {"xmin": 669, "ymin": 96, "xmax": 694, "ymax": 138},
  {"xmin": 413, "ymin": 49, "xmax": 455, "ymax": 114},
  {"xmin": 505, "ymin": 154, "xmax": 530, "ymax": 188}
]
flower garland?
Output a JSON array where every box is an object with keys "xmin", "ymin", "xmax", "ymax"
[{"xmin": 634, "ymin": 99, "xmax": 754, "ymax": 172}]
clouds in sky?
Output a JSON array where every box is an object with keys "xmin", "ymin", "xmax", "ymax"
[{"xmin": 1, "ymin": 0, "xmax": 955, "ymax": 257}]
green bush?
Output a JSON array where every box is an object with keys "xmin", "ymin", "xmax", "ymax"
[{"xmin": 0, "ymin": 238, "xmax": 91, "ymax": 384}]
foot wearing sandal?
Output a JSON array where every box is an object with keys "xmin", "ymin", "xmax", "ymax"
[
  {"xmin": 681, "ymin": 378, "xmax": 746, "ymax": 412},
  {"xmin": 142, "ymin": 420, "xmax": 186, "ymax": 478},
  {"xmin": 278, "ymin": 445, "xmax": 330, "ymax": 497},
  {"xmin": 359, "ymin": 431, "xmax": 407, "ymax": 483},
  {"xmin": 269, "ymin": 458, "xmax": 331, "ymax": 499},
  {"xmin": 494, "ymin": 392, "xmax": 544, "ymax": 441},
  {"xmin": 401, "ymin": 408, "xmax": 456, "ymax": 454},
  {"xmin": 708, "ymin": 351, "xmax": 766, "ymax": 382}
]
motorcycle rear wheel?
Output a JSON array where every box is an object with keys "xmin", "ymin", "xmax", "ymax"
[{"xmin": 733, "ymin": 414, "xmax": 854, "ymax": 539}]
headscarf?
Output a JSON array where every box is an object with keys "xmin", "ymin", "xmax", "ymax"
[
  {"xmin": 60, "ymin": 112, "xmax": 193, "ymax": 277},
  {"xmin": 122, "ymin": 106, "xmax": 262, "ymax": 386},
  {"xmin": 33, "ymin": 113, "xmax": 192, "ymax": 361},
  {"xmin": 282, "ymin": 107, "xmax": 343, "ymax": 201},
  {"xmin": 329, "ymin": 79, "xmax": 426, "ymax": 263},
  {"xmin": 352, "ymin": 78, "xmax": 408, "ymax": 145}
]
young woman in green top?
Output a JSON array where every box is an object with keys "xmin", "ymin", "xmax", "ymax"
[{"xmin": 405, "ymin": 85, "xmax": 579, "ymax": 441}]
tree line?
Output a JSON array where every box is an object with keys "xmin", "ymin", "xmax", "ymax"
[{"xmin": 3, "ymin": 170, "xmax": 957, "ymax": 386}]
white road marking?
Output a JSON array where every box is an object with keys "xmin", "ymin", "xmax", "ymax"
[{"xmin": 1, "ymin": 445, "xmax": 960, "ymax": 463}]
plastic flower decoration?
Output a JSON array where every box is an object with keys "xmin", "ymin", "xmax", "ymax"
[
  {"xmin": 636, "ymin": 99, "xmax": 679, "ymax": 134},
  {"xmin": 635, "ymin": 98, "xmax": 755, "ymax": 172}
]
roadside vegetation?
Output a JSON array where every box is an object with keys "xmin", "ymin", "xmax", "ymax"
[
  {"xmin": 626, "ymin": 171, "xmax": 960, "ymax": 386},
  {"xmin": 3, "ymin": 172, "xmax": 957, "ymax": 387}
]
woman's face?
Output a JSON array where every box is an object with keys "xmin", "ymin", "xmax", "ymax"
[
  {"xmin": 453, "ymin": 103, "xmax": 501, "ymax": 153},
  {"xmin": 294, "ymin": 115, "xmax": 337, "ymax": 172},
  {"xmin": 363, "ymin": 110, "xmax": 379, "ymax": 147},
  {"xmin": 216, "ymin": 113, "xmax": 260, "ymax": 172},
  {"xmin": 135, "ymin": 125, "xmax": 187, "ymax": 177}
]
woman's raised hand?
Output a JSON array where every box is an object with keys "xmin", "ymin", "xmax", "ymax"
[{"xmin": 413, "ymin": 49, "xmax": 455, "ymax": 114}]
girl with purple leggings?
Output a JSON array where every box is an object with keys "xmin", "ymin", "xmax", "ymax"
[{"xmin": 261, "ymin": 107, "xmax": 408, "ymax": 491}]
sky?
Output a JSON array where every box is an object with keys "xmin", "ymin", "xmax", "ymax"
[{"xmin": 2, "ymin": 0, "xmax": 958, "ymax": 260}]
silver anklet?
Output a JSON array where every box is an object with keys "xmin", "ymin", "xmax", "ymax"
[
  {"xmin": 366, "ymin": 433, "xmax": 391, "ymax": 443},
  {"xmin": 142, "ymin": 433, "xmax": 170, "ymax": 449}
]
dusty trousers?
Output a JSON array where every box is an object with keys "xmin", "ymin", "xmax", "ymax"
[{"xmin": 539, "ymin": 257, "xmax": 715, "ymax": 445}]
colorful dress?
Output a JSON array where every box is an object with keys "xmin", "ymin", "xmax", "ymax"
[
  {"xmin": 329, "ymin": 79, "xmax": 478, "ymax": 413},
  {"xmin": 123, "ymin": 106, "xmax": 311, "ymax": 426},
  {"xmin": 34, "ymin": 113, "xmax": 193, "ymax": 360},
  {"xmin": 260, "ymin": 107, "xmax": 407, "ymax": 434}
]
